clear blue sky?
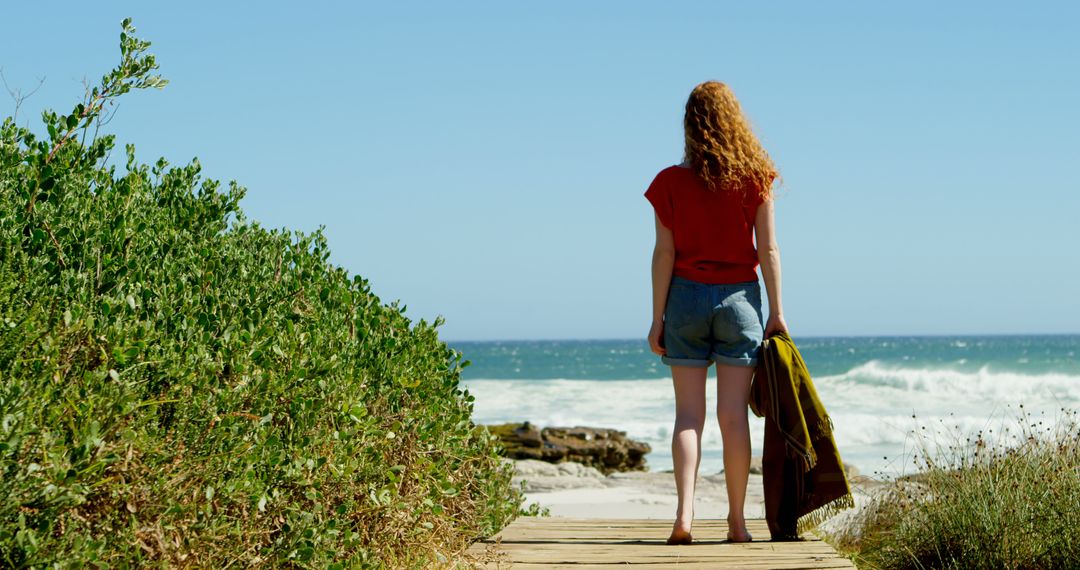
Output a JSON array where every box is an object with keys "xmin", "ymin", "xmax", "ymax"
[{"xmin": 4, "ymin": 2, "xmax": 1077, "ymax": 340}]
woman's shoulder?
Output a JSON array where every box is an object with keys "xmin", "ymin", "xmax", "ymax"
[
  {"xmin": 663, "ymin": 162, "xmax": 694, "ymax": 175},
  {"xmin": 652, "ymin": 163, "xmax": 695, "ymax": 184}
]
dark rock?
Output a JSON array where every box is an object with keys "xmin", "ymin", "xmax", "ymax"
[
  {"xmin": 514, "ymin": 421, "xmax": 543, "ymax": 448},
  {"xmin": 485, "ymin": 422, "xmax": 651, "ymax": 474},
  {"xmin": 749, "ymin": 456, "xmax": 763, "ymax": 475}
]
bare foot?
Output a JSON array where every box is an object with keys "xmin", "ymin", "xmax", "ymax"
[
  {"xmin": 726, "ymin": 528, "xmax": 752, "ymax": 542},
  {"xmin": 669, "ymin": 509, "xmax": 695, "ymax": 546},
  {"xmin": 725, "ymin": 517, "xmax": 752, "ymax": 543},
  {"xmin": 666, "ymin": 526, "xmax": 693, "ymax": 545}
]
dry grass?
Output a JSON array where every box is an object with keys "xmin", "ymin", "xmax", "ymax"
[{"xmin": 825, "ymin": 407, "xmax": 1080, "ymax": 570}]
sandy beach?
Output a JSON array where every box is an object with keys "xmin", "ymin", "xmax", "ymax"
[
  {"xmin": 513, "ymin": 458, "xmax": 765, "ymax": 519},
  {"xmin": 512, "ymin": 458, "xmax": 881, "ymax": 534}
]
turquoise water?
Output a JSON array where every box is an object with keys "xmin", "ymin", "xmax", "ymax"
[{"xmin": 453, "ymin": 335, "xmax": 1080, "ymax": 478}]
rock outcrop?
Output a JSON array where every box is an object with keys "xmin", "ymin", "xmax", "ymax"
[{"xmin": 485, "ymin": 422, "xmax": 651, "ymax": 474}]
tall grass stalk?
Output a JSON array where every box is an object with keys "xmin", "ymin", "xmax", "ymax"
[{"xmin": 829, "ymin": 406, "xmax": 1080, "ymax": 569}]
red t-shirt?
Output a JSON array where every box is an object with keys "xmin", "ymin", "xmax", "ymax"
[{"xmin": 644, "ymin": 165, "xmax": 769, "ymax": 284}]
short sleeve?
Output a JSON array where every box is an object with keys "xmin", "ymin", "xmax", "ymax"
[
  {"xmin": 644, "ymin": 170, "xmax": 674, "ymax": 229},
  {"xmin": 745, "ymin": 173, "xmax": 776, "ymax": 210}
]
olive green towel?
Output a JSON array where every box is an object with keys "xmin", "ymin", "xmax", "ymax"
[{"xmin": 749, "ymin": 331, "xmax": 854, "ymax": 540}]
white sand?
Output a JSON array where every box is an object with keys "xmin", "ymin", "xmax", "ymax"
[
  {"xmin": 512, "ymin": 459, "xmax": 766, "ymax": 519},
  {"xmin": 511, "ymin": 458, "xmax": 883, "ymax": 534}
]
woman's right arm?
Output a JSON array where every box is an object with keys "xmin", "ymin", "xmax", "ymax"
[
  {"xmin": 648, "ymin": 214, "xmax": 675, "ymax": 355},
  {"xmin": 755, "ymin": 199, "xmax": 789, "ymax": 336}
]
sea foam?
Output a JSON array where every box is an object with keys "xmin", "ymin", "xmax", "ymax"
[{"xmin": 463, "ymin": 362, "xmax": 1079, "ymax": 478}]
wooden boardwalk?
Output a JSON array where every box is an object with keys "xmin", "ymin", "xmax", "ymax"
[{"xmin": 466, "ymin": 518, "xmax": 856, "ymax": 569}]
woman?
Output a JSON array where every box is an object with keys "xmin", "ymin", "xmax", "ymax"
[{"xmin": 644, "ymin": 81, "xmax": 787, "ymax": 545}]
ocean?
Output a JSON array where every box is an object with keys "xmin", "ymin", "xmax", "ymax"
[{"xmin": 453, "ymin": 335, "xmax": 1080, "ymax": 479}]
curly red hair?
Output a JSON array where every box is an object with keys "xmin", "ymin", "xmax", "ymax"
[{"xmin": 683, "ymin": 81, "xmax": 779, "ymax": 200}]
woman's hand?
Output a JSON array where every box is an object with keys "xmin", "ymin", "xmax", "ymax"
[
  {"xmin": 648, "ymin": 320, "xmax": 666, "ymax": 356},
  {"xmin": 765, "ymin": 313, "xmax": 789, "ymax": 338}
]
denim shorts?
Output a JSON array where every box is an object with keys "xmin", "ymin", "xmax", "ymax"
[{"xmin": 662, "ymin": 275, "xmax": 764, "ymax": 368}]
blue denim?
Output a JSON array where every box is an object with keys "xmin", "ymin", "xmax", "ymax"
[{"xmin": 662, "ymin": 275, "xmax": 764, "ymax": 368}]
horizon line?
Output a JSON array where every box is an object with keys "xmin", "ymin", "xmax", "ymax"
[{"xmin": 445, "ymin": 331, "xmax": 1080, "ymax": 343}]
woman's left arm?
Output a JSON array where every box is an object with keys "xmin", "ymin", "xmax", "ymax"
[{"xmin": 648, "ymin": 214, "xmax": 675, "ymax": 355}]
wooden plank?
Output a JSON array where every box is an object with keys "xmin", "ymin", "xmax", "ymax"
[{"xmin": 465, "ymin": 517, "xmax": 855, "ymax": 569}]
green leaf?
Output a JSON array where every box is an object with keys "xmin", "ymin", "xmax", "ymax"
[{"xmin": 0, "ymin": 17, "xmax": 525, "ymax": 563}]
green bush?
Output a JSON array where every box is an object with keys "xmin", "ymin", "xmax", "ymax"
[
  {"xmin": 832, "ymin": 408, "xmax": 1080, "ymax": 570},
  {"xmin": 0, "ymin": 19, "xmax": 521, "ymax": 568}
]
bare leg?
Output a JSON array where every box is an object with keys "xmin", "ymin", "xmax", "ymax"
[
  {"xmin": 716, "ymin": 362, "xmax": 754, "ymax": 542},
  {"xmin": 668, "ymin": 365, "xmax": 707, "ymax": 544}
]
